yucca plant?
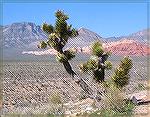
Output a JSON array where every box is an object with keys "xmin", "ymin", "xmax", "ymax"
[
  {"xmin": 79, "ymin": 41, "xmax": 112, "ymax": 82},
  {"xmin": 112, "ymin": 56, "xmax": 133, "ymax": 88},
  {"xmin": 38, "ymin": 10, "xmax": 78, "ymax": 77}
]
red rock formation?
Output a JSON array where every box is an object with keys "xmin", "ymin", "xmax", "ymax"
[
  {"xmin": 80, "ymin": 39, "xmax": 150, "ymax": 56},
  {"xmin": 104, "ymin": 39, "xmax": 150, "ymax": 56}
]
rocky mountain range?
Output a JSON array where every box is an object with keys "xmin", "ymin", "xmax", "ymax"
[
  {"xmin": 103, "ymin": 29, "xmax": 149, "ymax": 44},
  {"xmin": 1, "ymin": 22, "xmax": 150, "ymax": 59},
  {"xmin": 104, "ymin": 39, "xmax": 150, "ymax": 56},
  {"xmin": 66, "ymin": 27, "xmax": 102, "ymax": 48},
  {"xmin": 2, "ymin": 22, "xmax": 47, "ymax": 49}
]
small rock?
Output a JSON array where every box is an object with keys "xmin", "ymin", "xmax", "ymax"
[{"xmin": 131, "ymin": 96, "xmax": 138, "ymax": 105}]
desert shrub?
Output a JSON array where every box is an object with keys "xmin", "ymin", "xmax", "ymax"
[
  {"xmin": 102, "ymin": 85, "xmax": 126, "ymax": 111},
  {"xmin": 49, "ymin": 91, "xmax": 64, "ymax": 116},
  {"xmin": 88, "ymin": 85, "xmax": 135, "ymax": 117},
  {"xmin": 89, "ymin": 103, "xmax": 134, "ymax": 117},
  {"xmin": 50, "ymin": 92, "xmax": 62, "ymax": 105}
]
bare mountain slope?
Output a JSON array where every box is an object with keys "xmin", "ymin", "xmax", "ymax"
[
  {"xmin": 2, "ymin": 22, "xmax": 150, "ymax": 58},
  {"xmin": 2, "ymin": 22, "xmax": 47, "ymax": 49}
]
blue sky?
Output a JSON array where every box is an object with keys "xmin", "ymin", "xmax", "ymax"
[{"xmin": 3, "ymin": 2, "xmax": 148, "ymax": 37}]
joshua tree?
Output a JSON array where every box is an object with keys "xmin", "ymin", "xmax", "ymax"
[
  {"xmin": 38, "ymin": 10, "xmax": 78, "ymax": 77},
  {"xmin": 79, "ymin": 41, "xmax": 112, "ymax": 82},
  {"xmin": 38, "ymin": 10, "xmax": 97, "ymax": 97},
  {"xmin": 112, "ymin": 56, "xmax": 133, "ymax": 88}
]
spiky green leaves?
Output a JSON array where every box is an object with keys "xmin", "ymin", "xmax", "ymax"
[
  {"xmin": 55, "ymin": 10, "xmax": 70, "ymax": 41},
  {"xmin": 42, "ymin": 23, "xmax": 54, "ymax": 34},
  {"xmin": 56, "ymin": 49, "xmax": 76, "ymax": 63},
  {"xmin": 47, "ymin": 33, "xmax": 65, "ymax": 49},
  {"xmin": 79, "ymin": 55, "xmax": 98, "ymax": 72},
  {"xmin": 55, "ymin": 10, "xmax": 63, "ymax": 18},
  {"xmin": 55, "ymin": 18, "xmax": 68, "ymax": 37},
  {"xmin": 56, "ymin": 53, "xmax": 68, "ymax": 63},
  {"xmin": 79, "ymin": 41, "xmax": 112, "ymax": 82},
  {"xmin": 105, "ymin": 61, "xmax": 112, "ymax": 70},
  {"xmin": 85, "ymin": 60, "xmax": 97, "ymax": 71},
  {"xmin": 39, "ymin": 10, "xmax": 78, "ymax": 51},
  {"xmin": 87, "ymin": 57, "xmax": 98, "ymax": 70},
  {"xmin": 112, "ymin": 67, "xmax": 129, "ymax": 88},
  {"xmin": 55, "ymin": 10, "xmax": 78, "ymax": 39},
  {"xmin": 64, "ymin": 49, "xmax": 76, "ymax": 60},
  {"xmin": 92, "ymin": 41, "xmax": 104, "ymax": 57},
  {"xmin": 55, "ymin": 10, "xmax": 69, "ymax": 20},
  {"xmin": 112, "ymin": 56, "xmax": 132, "ymax": 88},
  {"xmin": 38, "ymin": 41, "xmax": 47, "ymax": 49},
  {"xmin": 79, "ymin": 55, "xmax": 112, "ymax": 73},
  {"xmin": 79, "ymin": 63, "xmax": 89, "ymax": 72},
  {"xmin": 119, "ymin": 56, "xmax": 133, "ymax": 74},
  {"xmin": 70, "ymin": 28, "xmax": 78, "ymax": 37},
  {"xmin": 40, "ymin": 10, "xmax": 78, "ymax": 52}
]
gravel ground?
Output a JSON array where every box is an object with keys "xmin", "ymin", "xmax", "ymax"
[
  {"xmin": 1, "ymin": 60, "xmax": 149, "ymax": 115},
  {"xmin": 1, "ymin": 61, "xmax": 83, "ymax": 114}
]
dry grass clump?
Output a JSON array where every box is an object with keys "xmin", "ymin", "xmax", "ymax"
[
  {"xmin": 48, "ymin": 90, "xmax": 64, "ymax": 115},
  {"xmin": 101, "ymin": 85, "xmax": 126, "ymax": 112}
]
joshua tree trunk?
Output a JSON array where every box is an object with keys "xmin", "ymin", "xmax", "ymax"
[
  {"xmin": 57, "ymin": 47, "xmax": 76, "ymax": 77},
  {"xmin": 62, "ymin": 61, "xmax": 76, "ymax": 77},
  {"xmin": 93, "ymin": 68, "xmax": 105, "ymax": 82},
  {"xmin": 62, "ymin": 61, "xmax": 94, "ymax": 96},
  {"xmin": 101, "ymin": 68, "xmax": 105, "ymax": 82}
]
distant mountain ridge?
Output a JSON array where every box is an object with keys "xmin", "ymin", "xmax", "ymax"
[
  {"xmin": 66, "ymin": 27, "xmax": 102, "ymax": 48},
  {"xmin": 104, "ymin": 29, "xmax": 150, "ymax": 44},
  {"xmin": 2, "ymin": 22, "xmax": 47, "ymax": 49},
  {"xmin": 1, "ymin": 22, "xmax": 150, "ymax": 58}
]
